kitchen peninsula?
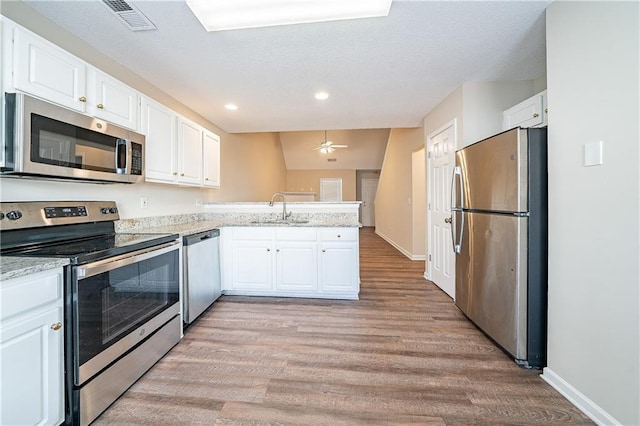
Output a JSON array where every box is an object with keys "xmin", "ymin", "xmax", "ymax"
[{"xmin": 116, "ymin": 201, "xmax": 362, "ymax": 300}]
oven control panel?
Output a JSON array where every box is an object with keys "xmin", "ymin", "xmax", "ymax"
[
  {"xmin": 0, "ymin": 201, "xmax": 120, "ymax": 230},
  {"xmin": 44, "ymin": 206, "xmax": 88, "ymax": 218}
]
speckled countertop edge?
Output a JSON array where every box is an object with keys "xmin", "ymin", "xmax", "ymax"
[
  {"xmin": 2, "ymin": 208, "xmax": 360, "ymax": 281},
  {"xmin": 1, "ymin": 257, "xmax": 69, "ymax": 282}
]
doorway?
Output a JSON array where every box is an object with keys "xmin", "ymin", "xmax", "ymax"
[
  {"xmin": 360, "ymin": 178, "xmax": 378, "ymax": 227},
  {"xmin": 426, "ymin": 119, "xmax": 456, "ymax": 299},
  {"xmin": 320, "ymin": 178, "xmax": 343, "ymax": 202}
]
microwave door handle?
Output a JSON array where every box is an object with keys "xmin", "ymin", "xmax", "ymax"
[{"xmin": 116, "ymin": 139, "xmax": 127, "ymax": 174}]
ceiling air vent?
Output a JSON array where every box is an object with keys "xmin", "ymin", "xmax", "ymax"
[
  {"xmin": 327, "ymin": 158, "xmax": 337, "ymax": 162},
  {"xmin": 102, "ymin": 0, "xmax": 157, "ymax": 31}
]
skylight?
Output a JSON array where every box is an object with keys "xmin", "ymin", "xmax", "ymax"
[{"xmin": 186, "ymin": 0, "xmax": 393, "ymax": 32}]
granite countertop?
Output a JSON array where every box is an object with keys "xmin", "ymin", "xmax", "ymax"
[
  {"xmin": 1, "ymin": 257, "xmax": 69, "ymax": 281},
  {"xmin": 128, "ymin": 218, "xmax": 361, "ymax": 237}
]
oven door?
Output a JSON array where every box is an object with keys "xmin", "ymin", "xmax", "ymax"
[{"xmin": 73, "ymin": 241, "xmax": 181, "ymax": 385}]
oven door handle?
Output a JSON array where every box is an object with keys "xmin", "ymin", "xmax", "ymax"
[{"xmin": 76, "ymin": 241, "xmax": 180, "ymax": 279}]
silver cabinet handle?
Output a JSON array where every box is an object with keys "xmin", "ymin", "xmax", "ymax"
[
  {"xmin": 533, "ymin": 112, "xmax": 539, "ymax": 118},
  {"xmin": 267, "ymin": 248, "xmax": 271, "ymax": 252},
  {"xmin": 444, "ymin": 217, "xmax": 451, "ymax": 224}
]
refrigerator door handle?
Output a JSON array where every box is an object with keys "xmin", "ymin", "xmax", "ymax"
[
  {"xmin": 451, "ymin": 166, "xmax": 463, "ymax": 254},
  {"xmin": 455, "ymin": 211, "xmax": 464, "ymax": 254},
  {"xmin": 452, "ymin": 166, "xmax": 463, "ymax": 209}
]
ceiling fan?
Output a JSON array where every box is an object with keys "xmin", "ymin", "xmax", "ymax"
[{"xmin": 314, "ymin": 130, "xmax": 348, "ymax": 154}]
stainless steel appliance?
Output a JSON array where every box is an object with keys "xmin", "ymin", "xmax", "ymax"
[
  {"xmin": 451, "ymin": 127, "xmax": 547, "ymax": 369},
  {"xmin": 0, "ymin": 201, "xmax": 181, "ymax": 425},
  {"xmin": 2, "ymin": 92, "xmax": 144, "ymax": 183},
  {"xmin": 182, "ymin": 229, "xmax": 221, "ymax": 324}
]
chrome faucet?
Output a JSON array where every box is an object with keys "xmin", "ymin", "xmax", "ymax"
[{"xmin": 269, "ymin": 192, "xmax": 291, "ymax": 220}]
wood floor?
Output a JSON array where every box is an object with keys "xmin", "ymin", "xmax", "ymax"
[{"xmin": 94, "ymin": 227, "xmax": 592, "ymax": 425}]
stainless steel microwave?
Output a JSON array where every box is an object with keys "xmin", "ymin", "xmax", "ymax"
[{"xmin": 2, "ymin": 92, "xmax": 144, "ymax": 183}]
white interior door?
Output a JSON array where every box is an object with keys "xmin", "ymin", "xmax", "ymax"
[
  {"xmin": 320, "ymin": 178, "xmax": 342, "ymax": 202},
  {"xmin": 427, "ymin": 120, "xmax": 456, "ymax": 298},
  {"xmin": 360, "ymin": 179, "xmax": 378, "ymax": 226}
]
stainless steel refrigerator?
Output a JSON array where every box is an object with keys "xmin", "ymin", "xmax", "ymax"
[{"xmin": 452, "ymin": 127, "xmax": 547, "ymax": 368}]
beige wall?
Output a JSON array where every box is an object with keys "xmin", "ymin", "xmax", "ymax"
[
  {"xmin": 0, "ymin": 131, "xmax": 287, "ymax": 218},
  {"xmin": 286, "ymin": 169, "xmax": 356, "ymax": 201},
  {"xmin": 375, "ymin": 127, "xmax": 424, "ymax": 259},
  {"xmin": 0, "ymin": 5, "xmax": 287, "ymax": 218},
  {"xmin": 411, "ymin": 148, "xmax": 426, "ymax": 258},
  {"xmin": 544, "ymin": 2, "xmax": 639, "ymax": 424}
]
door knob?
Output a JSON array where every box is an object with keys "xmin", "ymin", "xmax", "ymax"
[{"xmin": 444, "ymin": 217, "xmax": 452, "ymax": 224}]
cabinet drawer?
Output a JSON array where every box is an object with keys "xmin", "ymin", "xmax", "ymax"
[
  {"xmin": 321, "ymin": 228, "xmax": 357, "ymax": 242},
  {"xmin": 1, "ymin": 270, "xmax": 62, "ymax": 321},
  {"xmin": 276, "ymin": 228, "xmax": 317, "ymax": 241},
  {"xmin": 232, "ymin": 227, "xmax": 274, "ymax": 240}
]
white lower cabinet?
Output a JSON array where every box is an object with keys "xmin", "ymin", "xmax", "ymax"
[
  {"xmin": 0, "ymin": 268, "xmax": 64, "ymax": 426},
  {"xmin": 319, "ymin": 228, "xmax": 359, "ymax": 294},
  {"xmin": 222, "ymin": 227, "xmax": 358, "ymax": 299},
  {"xmin": 231, "ymin": 238, "xmax": 274, "ymax": 291}
]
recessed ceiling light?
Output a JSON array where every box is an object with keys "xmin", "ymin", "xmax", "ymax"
[
  {"xmin": 225, "ymin": 103, "xmax": 239, "ymax": 111},
  {"xmin": 186, "ymin": 0, "xmax": 393, "ymax": 32},
  {"xmin": 314, "ymin": 91, "xmax": 330, "ymax": 100}
]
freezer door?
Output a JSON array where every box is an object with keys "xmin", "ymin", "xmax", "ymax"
[
  {"xmin": 455, "ymin": 128, "xmax": 528, "ymax": 213},
  {"xmin": 454, "ymin": 211, "xmax": 528, "ymax": 360}
]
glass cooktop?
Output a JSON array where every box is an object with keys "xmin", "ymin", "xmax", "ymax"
[{"xmin": 8, "ymin": 232, "xmax": 179, "ymax": 265}]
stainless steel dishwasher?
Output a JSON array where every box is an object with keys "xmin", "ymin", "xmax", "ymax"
[{"xmin": 183, "ymin": 229, "xmax": 221, "ymax": 324}]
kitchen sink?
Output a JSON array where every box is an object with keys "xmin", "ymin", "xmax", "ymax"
[{"xmin": 251, "ymin": 219, "xmax": 310, "ymax": 225}]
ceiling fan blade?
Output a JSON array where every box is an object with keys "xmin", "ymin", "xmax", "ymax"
[{"xmin": 332, "ymin": 144, "xmax": 348, "ymax": 148}]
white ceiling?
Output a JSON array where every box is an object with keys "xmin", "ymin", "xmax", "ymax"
[{"xmin": 19, "ymin": 0, "xmax": 549, "ymax": 134}]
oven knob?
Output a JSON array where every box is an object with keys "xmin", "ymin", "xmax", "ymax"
[
  {"xmin": 100, "ymin": 207, "xmax": 110, "ymax": 214},
  {"xmin": 109, "ymin": 207, "xmax": 118, "ymax": 214},
  {"xmin": 6, "ymin": 210, "xmax": 22, "ymax": 220}
]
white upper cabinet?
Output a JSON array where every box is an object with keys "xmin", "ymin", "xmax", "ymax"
[
  {"xmin": 6, "ymin": 19, "xmax": 140, "ymax": 130},
  {"xmin": 141, "ymin": 95, "xmax": 222, "ymax": 188},
  {"xmin": 89, "ymin": 69, "xmax": 139, "ymax": 130},
  {"xmin": 12, "ymin": 24, "xmax": 88, "ymax": 112},
  {"xmin": 141, "ymin": 96, "xmax": 178, "ymax": 183},
  {"xmin": 177, "ymin": 117, "xmax": 204, "ymax": 186},
  {"xmin": 202, "ymin": 129, "xmax": 221, "ymax": 188},
  {"xmin": 503, "ymin": 90, "xmax": 547, "ymax": 130}
]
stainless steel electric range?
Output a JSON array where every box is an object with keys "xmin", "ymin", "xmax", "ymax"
[{"xmin": 0, "ymin": 201, "xmax": 182, "ymax": 425}]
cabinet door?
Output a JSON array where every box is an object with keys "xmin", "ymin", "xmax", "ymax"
[
  {"xmin": 141, "ymin": 96, "xmax": 178, "ymax": 183},
  {"xmin": 13, "ymin": 26, "xmax": 87, "ymax": 112},
  {"xmin": 177, "ymin": 117, "xmax": 203, "ymax": 186},
  {"xmin": 320, "ymin": 242, "xmax": 359, "ymax": 294},
  {"xmin": 203, "ymin": 130, "xmax": 221, "ymax": 188},
  {"xmin": 90, "ymin": 69, "xmax": 139, "ymax": 130},
  {"xmin": 276, "ymin": 241, "xmax": 318, "ymax": 292},
  {"xmin": 0, "ymin": 270, "xmax": 64, "ymax": 426},
  {"xmin": 231, "ymin": 240, "xmax": 274, "ymax": 290},
  {"xmin": 503, "ymin": 91, "xmax": 546, "ymax": 130}
]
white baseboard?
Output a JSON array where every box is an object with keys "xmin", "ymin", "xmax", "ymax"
[
  {"xmin": 375, "ymin": 230, "xmax": 424, "ymax": 261},
  {"xmin": 541, "ymin": 368, "xmax": 621, "ymax": 425}
]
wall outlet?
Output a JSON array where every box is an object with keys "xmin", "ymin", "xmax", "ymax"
[
  {"xmin": 196, "ymin": 199, "xmax": 202, "ymax": 207},
  {"xmin": 140, "ymin": 197, "xmax": 148, "ymax": 209}
]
